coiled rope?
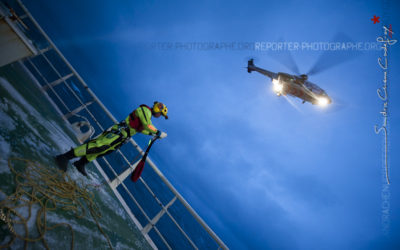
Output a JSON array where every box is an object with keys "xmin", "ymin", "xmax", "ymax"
[{"xmin": 0, "ymin": 158, "xmax": 113, "ymax": 249}]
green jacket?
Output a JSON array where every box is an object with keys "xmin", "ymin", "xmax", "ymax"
[{"xmin": 125, "ymin": 105, "xmax": 158, "ymax": 136}]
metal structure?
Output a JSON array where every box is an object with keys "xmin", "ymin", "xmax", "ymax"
[
  {"xmin": 1, "ymin": 1, "xmax": 228, "ymax": 249},
  {"xmin": 0, "ymin": 3, "xmax": 37, "ymax": 66}
]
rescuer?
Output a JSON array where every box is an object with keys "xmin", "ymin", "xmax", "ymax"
[{"xmin": 55, "ymin": 102, "xmax": 168, "ymax": 176}]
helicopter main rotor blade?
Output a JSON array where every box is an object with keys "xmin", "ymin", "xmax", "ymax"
[
  {"xmin": 307, "ymin": 32, "xmax": 363, "ymax": 76},
  {"xmin": 265, "ymin": 37, "xmax": 301, "ymax": 75}
]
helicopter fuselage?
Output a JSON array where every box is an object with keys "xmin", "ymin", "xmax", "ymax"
[{"xmin": 247, "ymin": 59, "xmax": 332, "ymax": 106}]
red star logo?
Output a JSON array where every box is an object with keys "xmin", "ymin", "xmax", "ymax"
[{"xmin": 371, "ymin": 15, "xmax": 380, "ymax": 24}]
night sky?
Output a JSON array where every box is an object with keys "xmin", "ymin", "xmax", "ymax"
[{"xmin": 21, "ymin": 0, "xmax": 400, "ymax": 249}]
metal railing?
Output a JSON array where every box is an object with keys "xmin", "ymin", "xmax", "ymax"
[{"xmin": 3, "ymin": 0, "xmax": 228, "ymax": 249}]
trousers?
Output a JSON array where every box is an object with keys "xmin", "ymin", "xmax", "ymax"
[{"xmin": 73, "ymin": 123, "xmax": 131, "ymax": 162}]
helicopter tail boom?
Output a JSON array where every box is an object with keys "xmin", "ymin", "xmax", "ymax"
[{"xmin": 247, "ymin": 59, "xmax": 277, "ymax": 79}]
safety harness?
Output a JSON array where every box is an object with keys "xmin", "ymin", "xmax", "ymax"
[
  {"xmin": 85, "ymin": 105, "xmax": 152, "ymax": 153},
  {"xmin": 84, "ymin": 121, "xmax": 131, "ymax": 154}
]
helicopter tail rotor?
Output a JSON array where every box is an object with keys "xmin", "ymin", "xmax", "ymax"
[{"xmin": 247, "ymin": 59, "xmax": 255, "ymax": 73}]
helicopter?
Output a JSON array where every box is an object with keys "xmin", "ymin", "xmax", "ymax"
[{"xmin": 247, "ymin": 59, "xmax": 332, "ymax": 107}]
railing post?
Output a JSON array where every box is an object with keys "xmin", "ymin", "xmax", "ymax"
[
  {"xmin": 142, "ymin": 196, "xmax": 177, "ymax": 235},
  {"xmin": 63, "ymin": 100, "xmax": 94, "ymax": 119},
  {"xmin": 109, "ymin": 159, "xmax": 141, "ymax": 189},
  {"xmin": 42, "ymin": 73, "xmax": 74, "ymax": 91}
]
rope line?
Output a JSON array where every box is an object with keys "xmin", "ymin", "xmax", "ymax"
[{"xmin": 0, "ymin": 158, "xmax": 113, "ymax": 249}]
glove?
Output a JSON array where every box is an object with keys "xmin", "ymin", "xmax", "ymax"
[{"xmin": 156, "ymin": 130, "xmax": 167, "ymax": 139}]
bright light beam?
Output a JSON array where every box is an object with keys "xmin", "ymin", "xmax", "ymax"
[
  {"xmin": 283, "ymin": 95, "xmax": 303, "ymax": 113},
  {"xmin": 317, "ymin": 97, "xmax": 329, "ymax": 107}
]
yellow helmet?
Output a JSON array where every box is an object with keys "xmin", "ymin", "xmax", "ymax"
[{"xmin": 153, "ymin": 101, "xmax": 168, "ymax": 119}]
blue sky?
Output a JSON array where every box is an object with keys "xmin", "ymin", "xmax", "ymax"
[{"xmin": 23, "ymin": 0, "xmax": 400, "ymax": 249}]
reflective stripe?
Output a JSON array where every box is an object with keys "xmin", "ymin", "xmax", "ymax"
[{"xmin": 147, "ymin": 124, "xmax": 157, "ymax": 132}]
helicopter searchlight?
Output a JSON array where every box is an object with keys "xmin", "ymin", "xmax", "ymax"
[
  {"xmin": 317, "ymin": 97, "xmax": 330, "ymax": 107},
  {"xmin": 272, "ymin": 79, "xmax": 283, "ymax": 95}
]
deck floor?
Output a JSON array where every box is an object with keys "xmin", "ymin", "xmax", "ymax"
[{"xmin": 0, "ymin": 62, "xmax": 152, "ymax": 250}]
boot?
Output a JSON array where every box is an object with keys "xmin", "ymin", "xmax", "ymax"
[
  {"xmin": 55, "ymin": 149, "xmax": 75, "ymax": 172},
  {"xmin": 73, "ymin": 157, "xmax": 89, "ymax": 176}
]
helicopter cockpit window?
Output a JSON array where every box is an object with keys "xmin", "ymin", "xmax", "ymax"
[{"xmin": 304, "ymin": 81, "xmax": 324, "ymax": 95}]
